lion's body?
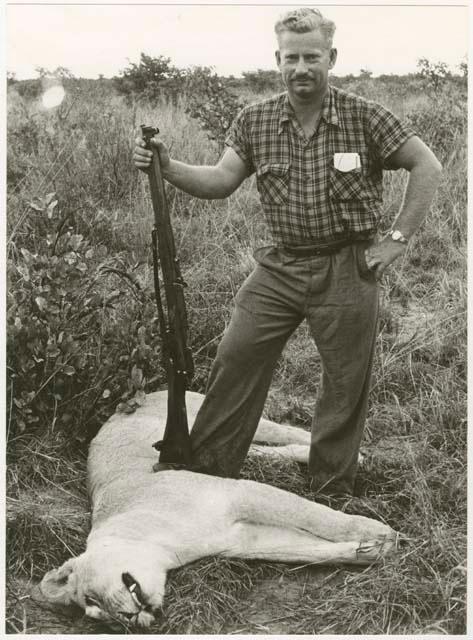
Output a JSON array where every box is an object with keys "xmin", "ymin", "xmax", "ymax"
[
  {"xmin": 88, "ymin": 391, "xmax": 310, "ymax": 526},
  {"xmin": 39, "ymin": 391, "xmax": 398, "ymax": 629}
]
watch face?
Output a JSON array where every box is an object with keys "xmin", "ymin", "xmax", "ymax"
[{"xmin": 391, "ymin": 230, "xmax": 406, "ymax": 242}]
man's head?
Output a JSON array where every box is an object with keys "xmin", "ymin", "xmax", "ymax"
[
  {"xmin": 274, "ymin": 7, "xmax": 336, "ymax": 48},
  {"xmin": 275, "ymin": 8, "xmax": 337, "ymax": 101}
]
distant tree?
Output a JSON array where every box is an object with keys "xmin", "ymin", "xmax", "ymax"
[
  {"xmin": 17, "ymin": 66, "xmax": 77, "ymax": 99},
  {"xmin": 35, "ymin": 65, "xmax": 75, "ymax": 80},
  {"xmin": 417, "ymin": 58, "xmax": 452, "ymax": 91},
  {"xmin": 184, "ymin": 66, "xmax": 244, "ymax": 148},
  {"xmin": 359, "ymin": 68, "xmax": 373, "ymax": 79},
  {"xmin": 7, "ymin": 71, "xmax": 17, "ymax": 85},
  {"xmin": 114, "ymin": 53, "xmax": 184, "ymax": 101},
  {"xmin": 241, "ymin": 69, "xmax": 283, "ymax": 93}
]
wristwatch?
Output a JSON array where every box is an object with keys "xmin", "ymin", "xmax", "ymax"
[{"xmin": 387, "ymin": 229, "xmax": 408, "ymax": 244}]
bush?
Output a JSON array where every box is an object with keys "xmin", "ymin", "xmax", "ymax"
[
  {"xmin": 406, "ymin": 90, "xmax": 467, "ymax": 160},
  {"xmin": 184, "ymin": 66, "xmax": 244, "ymax": 149},
  {"xmin": 241, "ymin": 69, "xmax": 283, "ymax": 94},
  {"xmin": 416, "ymin": 58, "xmax": 452, "ymax": 92},
  {"xmin": 114, "ymin": 53, "xmax": 185, "ymax": 103},
  {"xmin": 7, "ymin": 192, "xmax": 164, "ymax": 445}
]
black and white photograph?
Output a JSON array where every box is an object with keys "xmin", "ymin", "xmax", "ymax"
[{"xmin": 5, "ymin": 0, "xmax": 468, "ymax": 635}]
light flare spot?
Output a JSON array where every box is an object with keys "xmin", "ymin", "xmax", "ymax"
[{"xmin": 41, "ymin": 85, "xmax": 66, "ymax": 109}]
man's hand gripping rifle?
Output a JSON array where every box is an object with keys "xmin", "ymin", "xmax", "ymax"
[{"xmin": 141, "ymin": 125, "xmax": 194, "ymax": 471}]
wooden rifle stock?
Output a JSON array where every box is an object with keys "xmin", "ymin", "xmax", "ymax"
[{"xmin": 141, "ymin": 125, "xmax": 193, "ymax": 468}]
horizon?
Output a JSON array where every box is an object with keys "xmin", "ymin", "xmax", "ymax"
[
  {"xmin": 8, "ymin": 64, "xmax": 467, "ymax": 84},
  {"xmin": 7, "ymin": 4, "xmax": 468, "ymax": 81}
]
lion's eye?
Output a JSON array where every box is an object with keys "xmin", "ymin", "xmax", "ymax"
[
  {"xmin": 119, "ymin": 611, "xmax": 135, "ymax": 620},
  {"xmin": 85, "ymin": 595, "xmax": 100, "ymax": 608}
]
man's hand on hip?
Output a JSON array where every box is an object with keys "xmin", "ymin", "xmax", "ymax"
[{"xmin": 364, "ymin": 238, "xmax": 407, "ymax": 281}]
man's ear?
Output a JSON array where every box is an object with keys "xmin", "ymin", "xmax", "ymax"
[
  {"xmin": 275, "ymin": 49, "xmax": 281, "ymax": 68},
  {"xmin": 329, "ymin": 48, "xmax": 338, "ymax": 70},
  {"xmin": 38, "ymin": 557, "xmax": 78, "ymax": 606}
]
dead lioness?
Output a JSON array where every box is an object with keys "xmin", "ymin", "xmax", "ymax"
[{"xmin": 38, "ymin": 391, "xmax": 398, "ymax": 628}]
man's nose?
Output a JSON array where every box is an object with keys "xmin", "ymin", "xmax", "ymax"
[{"xmin": 295, "ymin": 58, "xmax": 308, "ymax": 74}]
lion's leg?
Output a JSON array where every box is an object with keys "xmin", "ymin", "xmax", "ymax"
[
  {"xmin": 234, "ymin": 480, "xmax": 396, "ymax": 549},
  {"xmin": 249, "ymin": 443, "xmax": 309, "ymax": 464},
  {"xmin": 253, "ymin": 418, "xmax": 311, "ymax": 446},
  {"xmin": 251, "ymin": 421, "xmax": 366, "ymax": 466},
  {"xmin": 226, "ymin": 522, "xmax": 392, "ymax": 565},
  {"xmin": 248, "ymin": 442, "xmax": 364, "ymax": 467}
]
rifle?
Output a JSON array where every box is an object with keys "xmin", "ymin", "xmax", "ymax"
[{"xmin": 141, "ymin": 124, "xmax": 194, "ymax": 470}]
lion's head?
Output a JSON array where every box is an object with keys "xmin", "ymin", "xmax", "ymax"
[{"xmin": 38, "ymin": 544, "xmax": 167, "ymax": 629}]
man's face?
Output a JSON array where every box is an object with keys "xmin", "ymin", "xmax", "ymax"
[{"xmin": 276, "ymin": 29, "xmax": 337, "ymax": 100}]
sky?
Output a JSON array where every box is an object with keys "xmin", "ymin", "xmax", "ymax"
[{"xmin": 6, "ymin": 1, "xmax": 469, "ymax": 80}]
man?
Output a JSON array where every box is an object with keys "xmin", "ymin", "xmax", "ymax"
[{"xmin": 133, "ymin": 8, "xmax": 441, "ymax": 495}]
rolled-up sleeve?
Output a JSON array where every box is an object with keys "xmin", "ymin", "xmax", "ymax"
[
  {"xmin": 367, "ymin": 103, "xmax": 416, "ymax": 169},
  {"xmin": 225, "ymin": 107, "xmax": 255, "ymax": 174}
]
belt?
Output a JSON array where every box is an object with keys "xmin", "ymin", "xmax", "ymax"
[{"xmin": 281, "ymin": 236, "xmax": 368, "ymax": 257}]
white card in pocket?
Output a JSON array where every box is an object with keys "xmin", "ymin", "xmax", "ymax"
[{"xmin": 333, "ymin": 152, "xmax": 361, "ymax": 172}]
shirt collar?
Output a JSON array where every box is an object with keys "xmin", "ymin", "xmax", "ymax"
[
  {"xmin": 278, "ymin": 86, "xmax": 339, "ymax": 134},
  {"xmin": 321, "ymin": 86, "xmax": 340, "ymax": 126}
]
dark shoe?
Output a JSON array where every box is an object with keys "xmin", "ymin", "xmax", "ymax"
[{"xmin": 308, "ymin": 475, "xmax": 355, "ymax": 498}]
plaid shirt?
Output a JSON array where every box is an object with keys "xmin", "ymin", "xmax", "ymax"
[{"xmin": 225, "ymin": 86, "xmax": 416, "ymax": 246}]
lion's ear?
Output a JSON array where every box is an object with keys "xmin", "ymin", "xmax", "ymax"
[{"xmin": 38, "ymin": 557, "xmax": 78, "ymax": 606}]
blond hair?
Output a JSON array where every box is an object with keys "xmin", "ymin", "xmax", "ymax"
[{"xmin": 274, "ymin": 8, "xmax": 336, "ymax": 48}]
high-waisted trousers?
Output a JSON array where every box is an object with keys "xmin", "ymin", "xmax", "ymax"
[{"xmin": 189, "ymin": 241, "xmax": 379, "ymax": 494}]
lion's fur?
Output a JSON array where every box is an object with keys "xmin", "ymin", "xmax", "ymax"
[{"xmin": 38, "ymin": 391, "xmax": 398, "ymax": 629}]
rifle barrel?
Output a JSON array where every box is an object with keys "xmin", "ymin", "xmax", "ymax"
[{"xmin": 141, "ymin": 124, "xmax": 193, "ymax": 467}]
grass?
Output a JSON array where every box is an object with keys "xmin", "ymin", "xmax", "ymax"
[{"xmin": 5, "ymin": 73, "xmax": 467, "ymax": 634}]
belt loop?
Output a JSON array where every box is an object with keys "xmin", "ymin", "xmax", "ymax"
[
  {"xmin": 253, "ymin": 245, "xmax": 276, "ymax": 264},
  {"xmin": 276, "ymin": 246, "xmax": 301, "ymax": 265}
]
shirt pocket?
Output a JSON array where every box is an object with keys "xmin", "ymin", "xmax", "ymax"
[
  {"xmin": 329, "ymin": 152, "xmax": 372, "ymax": 202},
  {"xmin": 256, "ymin": 162, "xmax": 289, "ymax": 205},
  {"xmin": 329, "ymin": 166, "xmax": 369, "ymax": 202}
]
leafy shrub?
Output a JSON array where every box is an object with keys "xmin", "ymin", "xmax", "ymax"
[
  {"xmin": 114, "ymin": 53, "xmax": 185, "ymax": 103},
  {"xmin": 184, "ymin": 66, "xmax": 245, "ymax": 148},
  {"xmin": 7, "ymin": 192, "xmax": 163, "ymax": 444},
  {"xmin": 416, "ymin": 58, "xmax": 452, "ymax": 92},
  {"xmin": 8, "ymin": 194, "xmax": 105, "ymax": 438}
]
